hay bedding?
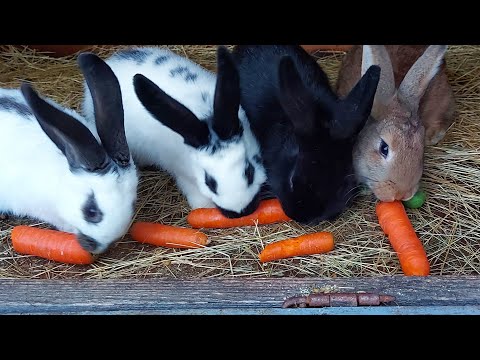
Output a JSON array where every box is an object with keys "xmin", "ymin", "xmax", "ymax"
[{"xmin": 0, "ymin": 44, "xmax": 478, "ymax": 279}]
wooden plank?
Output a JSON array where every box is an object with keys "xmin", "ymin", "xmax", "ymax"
[
  {"xmin": 52, "ymin": 306, "xmax": 478, "ymax": 315},
  {"xmin": 3, "ymin": 306, "xmax": 479, "ymax": 315},
  {"xmin": 0, "ymin": 275, "xmax": 478, "ymax": 314}
]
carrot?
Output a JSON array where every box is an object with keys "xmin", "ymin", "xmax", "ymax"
[
  {"xmin": 10, "ymin": 225, "xmax": 94, "ymax": 265},
  {"xmin": 130, "ymin": 222, "xmax": 210, "ymax": 249},
  {"xmin": 259, "ymin": 231, "xmax": 334, "ymax": 263},
  {"xmin": 187, "ymin": 198, "xmax": 291, "ymax": 229},
  {"xmin": 376, "ymin": 201, "xmax": 430, "ymax": 276}
]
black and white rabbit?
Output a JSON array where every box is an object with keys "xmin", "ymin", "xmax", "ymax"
[
  {"xmin": 0, "ymin": 53, "xmax": 138, "ymax": 254},
  {"xmin": 82, "ymin": 46, "xmax": 267, "ymax": 218},
  {"xmin": 231, "ymin": 45, "xmax": 380, "ymax": 224}
]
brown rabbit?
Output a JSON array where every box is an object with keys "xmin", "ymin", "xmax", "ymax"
[{"xmin": 336, "ymin": 45, "xmax": 455, "ymax": 202}]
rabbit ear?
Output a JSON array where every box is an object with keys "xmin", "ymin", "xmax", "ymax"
[
  {"xmin": 21, "ymin": 82, "xmax": 109, "ymax": 172},
  {"xmin": 212, "ymin": 46, "xmax": 242, "ymax": 140},
  {"xmin": 277, "ymin": 55, "xmax": 318, "ymax": 137},
  {"xmin": 133, "ymin": 73, "xmax": 210, "ymax": 148},
  {"xmin": 337, "ymin": 64, "xmax": 381, "ymax": 138},
  {"xmin": 398, "ymin": 45, "xmax": 447, "ymax": 115},
  {"xmin": 77, "ymin": 52, "xmax": 131, "ymax": 167},
  {"xmin": 361, "ymin": 45, "xmax": 395, "ymax": 117}
]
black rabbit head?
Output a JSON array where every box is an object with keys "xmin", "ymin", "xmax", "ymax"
[{"xmin": 268, "ymin": 55, "xmax": 381, "ymax": 224}]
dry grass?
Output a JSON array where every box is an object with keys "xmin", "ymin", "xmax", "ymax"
[{"xmin": 0, "ymin": 45, "xmax": 479, "ymax": 279}]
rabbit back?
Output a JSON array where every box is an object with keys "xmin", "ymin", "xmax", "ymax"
[{"xmin": 83, "ymin": 47, "xmax": 217, "ymax": 168}]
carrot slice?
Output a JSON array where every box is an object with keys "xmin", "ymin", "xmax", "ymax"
[
  {"xmin": 11, "ymin": 225, "xmax": 94, "ymax": 265},
  {"xmin": 187, "ymin": 198, "xmax": 291, "ymax": 229},
  {"xmin": 130, "ymin": 222, "xmax": 210, "ymax": 249},
  {"xmin": 376, "ymin": 201, "xmax": 430, "ymax": 276},
  {"xmin": 259, "ymin": 231, "xmax": 334, "ymax": 263}
]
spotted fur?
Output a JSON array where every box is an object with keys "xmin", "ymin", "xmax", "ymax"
[
  {"xmin": 82, "ymin": 46, "xmax": 266, "ymax": 218},
  {"xmin": 0, "ymin": 53, "xmax": 138, "ymax": 255}
]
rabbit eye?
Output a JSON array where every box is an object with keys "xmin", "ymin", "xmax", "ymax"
[
  {"xmin": 379, "ymin": 139, "xmax": 389, "ymax": 158},
  {"xmin": 82, "ymin": 193, "xmax": 103, "ymax": 224},
  {"xmin": 205, "ymin": 172, "xmax": 218, "ymax": 194},
  {"xmin": 245, "ymin": 161, "xmax": 255, "ymax": 186}
]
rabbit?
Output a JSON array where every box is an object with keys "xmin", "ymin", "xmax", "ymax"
[
  {"xmin": 0, "ymin": 52, "xmax": 138, "ymax": 255},
  {"xmin": 82, "ymin": 46, "xmax": 267, "ymax": 218},
  {"xmin": 336, "ymin": 45, "xmax": 455, "ymax": 202},
  {"xmin": 230, "ymin": 45, "xmax": 381, "ymax": 224}
]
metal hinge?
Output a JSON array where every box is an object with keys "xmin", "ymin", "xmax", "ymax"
[{"xmin": 282, "ymin": 292, "xmax": 396, "ymax": 308}]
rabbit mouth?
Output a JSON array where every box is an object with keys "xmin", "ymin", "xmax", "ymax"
[
  {"xmin": 401, "ymin": 193, "xmax": 415, "ymax": 201},
  {"xmin": 373, "ymin": 187, "xmax": 415, "ymax": 202},
  {"xmin": 217, "ymin": 195, "xmax": 261, "ymax": 219}
]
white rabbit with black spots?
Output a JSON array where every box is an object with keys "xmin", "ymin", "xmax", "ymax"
[
  {"xmin": 0, "ymin": 53, "xmax": 138, "ymax": 254},
  {"xmin": 82, "ymin": 46, "xmax": 267, "ymax": 218}
]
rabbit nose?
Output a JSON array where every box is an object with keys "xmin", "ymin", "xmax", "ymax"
[
  {"xmin": 218, "ymin": 207, "xmax": 242, "ymax": 219},
  {"xmin": 393, "ymin": 191, "xmax": 407, "ymax": 201},
  {"xmin": 217, "ymin": 196, "xmax": 260, "ymax": 219},
  {"xmin": 381, "ymin": 194, "xmax": 396, "ymax": 202},
  {"xmin": 77, "ymin": 233, "xmax": 99, "ymax": 253}
]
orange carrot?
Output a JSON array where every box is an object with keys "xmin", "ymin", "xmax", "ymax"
[
  {"xmin": 187, "ymin": 198, "xmax": 291, "ymax": 229},
  {"xmin": 11, "ymin": 225, "xmax": 94, "ymax": 265},
  {"xmin": 376, "ymin": 201, "xmax": 430, "ymax": 276},
  {"xmin": 130, "ymin": 222, "xmax": 210, "ymax": 249},
  {"xmin": 259, "ymin": 231, "xmax": 334, "ymax": 263}
]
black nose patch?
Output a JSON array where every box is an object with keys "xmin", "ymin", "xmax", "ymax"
[
  {"xmin": 216, "ymin": 194, "xmax": 261, "ymax": 219},
  {"xmin": 77, "ymin": 233, "xmax": 98, "ymax": 252}
]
